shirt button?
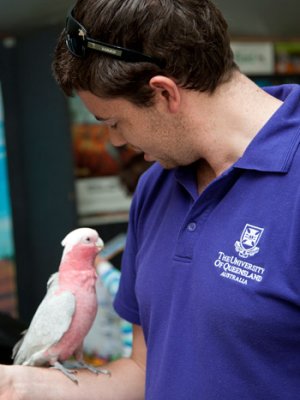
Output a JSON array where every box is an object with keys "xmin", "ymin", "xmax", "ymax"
[{"xmin": 187, "ymin": 222, "xmax": 197, "ymax": 232}]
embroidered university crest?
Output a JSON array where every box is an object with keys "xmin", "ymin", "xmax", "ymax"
[{"xmin": 235, "ymin": 224, "xmax": 264, "ymax": 258}]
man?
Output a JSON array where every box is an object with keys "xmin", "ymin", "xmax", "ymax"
[{"xmin": 1, "ymin": 0, "xmax": 300, "ymax": 399}]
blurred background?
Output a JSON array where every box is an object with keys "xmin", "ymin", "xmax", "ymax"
[
  {"xmin": 0, "ymin": 0, "xmax": 300, "ymax": 360},
  {"xmin": 1, "ymin": 0, "xmax": 300, "ymax": 37}
]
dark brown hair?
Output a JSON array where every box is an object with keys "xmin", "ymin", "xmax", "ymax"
[{"xmin": 52, "ymin": 0, "xmax": 238, "ymax": 106}]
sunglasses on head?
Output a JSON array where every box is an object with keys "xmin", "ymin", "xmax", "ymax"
[{"xmin": 65, "ymin": 8, "xmax": 165, "ymax": 68}]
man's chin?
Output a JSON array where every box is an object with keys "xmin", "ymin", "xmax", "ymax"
[
  {"xmin": 157, "ymin": 160, "xmax": 178, "ymax": 170},
  {"xmin": 143, "ymin": 153, "xmax": 156, "ymax": 162},
  {"xmin": 143, "ymin": 153, "xmax": 178, "ymax": 169}
]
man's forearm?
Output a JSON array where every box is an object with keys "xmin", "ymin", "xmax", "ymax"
[{"xmin": 3, "ymin": 358, "xmax": 145, "ymax": 400}]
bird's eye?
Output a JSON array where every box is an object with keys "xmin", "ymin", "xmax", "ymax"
[{"xmin": 84, "ymin": 237, "xmax": 91, "ymax": 243}]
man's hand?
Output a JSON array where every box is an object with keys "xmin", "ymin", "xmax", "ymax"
[
  {"xmin": 0, "ymin": 365, "xmax": 20, "ymax": 400},
  {"xmin": 0, "ymin": 325, "xmax": 146, "ymax": 400}
]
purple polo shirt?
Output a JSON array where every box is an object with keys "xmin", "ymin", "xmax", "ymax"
[{"xmin": 114, "ymin": 84, "xmax": 300, "ymax": 399}]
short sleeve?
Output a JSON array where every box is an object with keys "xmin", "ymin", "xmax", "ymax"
[{"xmin": 113, "ymin": 195, "xmax": 141, "ymax": 325}]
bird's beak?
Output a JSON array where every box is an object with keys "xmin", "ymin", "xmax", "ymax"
[{"xmin": 96, "ymin": 238, "xmax": 104, "ymax": 252}]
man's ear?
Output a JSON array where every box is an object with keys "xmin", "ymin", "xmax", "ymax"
[{"xmin": 149, "ymin": 76, "xmax": 181, "ymax": 113}]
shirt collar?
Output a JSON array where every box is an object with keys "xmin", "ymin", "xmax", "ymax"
[{"xmin": 234, "ymin": 84, "xmax": 300, "ymax": 173}]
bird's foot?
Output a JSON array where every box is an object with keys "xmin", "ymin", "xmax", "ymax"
[
  {"xmin": 51, "ymin": 361, "xmax": 78, "ymax": 384},
  {"xmin": 77, "ymin": 361, "xmax": 111, "ymax": 377}
]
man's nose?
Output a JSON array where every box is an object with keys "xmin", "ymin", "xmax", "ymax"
[{"xmin": 109, "ymin": 129, "xmax": 127, "ymax": 147}]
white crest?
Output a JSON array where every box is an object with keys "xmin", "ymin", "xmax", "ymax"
[
  {"xmin": 61, "ymin": 227, "xmax": 103, "ymax": 259},
  {"xmin": 234, "ymin": 224, "xmax": 264, "ymax": 258}
]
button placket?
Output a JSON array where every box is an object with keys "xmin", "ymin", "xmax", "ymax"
[
  {"xmin": 174, "ymin": 206, "xmax": 214, "ymax": 262},
  {"xmin": 173, "ymin": 166, "xmax": 240, "ymax": 263}
]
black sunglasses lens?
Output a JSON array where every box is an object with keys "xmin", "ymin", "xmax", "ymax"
[
  {"xmin": 66, "ymin": 36, "xmax": 85, "ymax": 57},
  {"xmin": 65, "ymin": 16, "xmax": 86, "ymax": 57}
]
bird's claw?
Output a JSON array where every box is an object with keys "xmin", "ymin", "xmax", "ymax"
[
  {"xmin": 51, "ymin": 361, "xmax": 79, "ymax": 384},
  {"xmin": 78, "ymin": 361, "xmax": 111, "ymax": 377}
]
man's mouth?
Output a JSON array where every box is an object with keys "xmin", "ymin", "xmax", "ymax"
[{"xmin": 127, "ymin": 144, "xmax": 142, "ymax": 153}]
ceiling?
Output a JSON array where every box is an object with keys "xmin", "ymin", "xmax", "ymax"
[{"xmin": 0, "ymin": 0, "xmax": 299, "ymax": 38}]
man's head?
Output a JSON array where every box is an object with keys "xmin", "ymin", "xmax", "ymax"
[{"xmin": 52, "ymin": 0, "xmax": 237, "ymax": 106}]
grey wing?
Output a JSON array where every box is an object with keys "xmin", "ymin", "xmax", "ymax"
[
  {"xmin": 13, "ymin": 289, "xmax": 76, "ymax": 365},
  {"xmin": 12, "ymin": 272, "xmax": 60, "ymax": 360}
]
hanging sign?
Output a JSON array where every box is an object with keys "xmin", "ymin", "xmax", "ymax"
[{"xmin": 231, "ymin": 42, "xmax": 275, "ymax": 75}]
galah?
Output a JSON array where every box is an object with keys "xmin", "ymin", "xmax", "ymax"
[{"xmin": 12, "ymin": 227, "xmax": 110, "ymax": 383}]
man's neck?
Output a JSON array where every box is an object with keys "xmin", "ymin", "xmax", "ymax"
[{"xmin": 185, "ymin": 72, "xmax": 283, "ymax": 185}]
